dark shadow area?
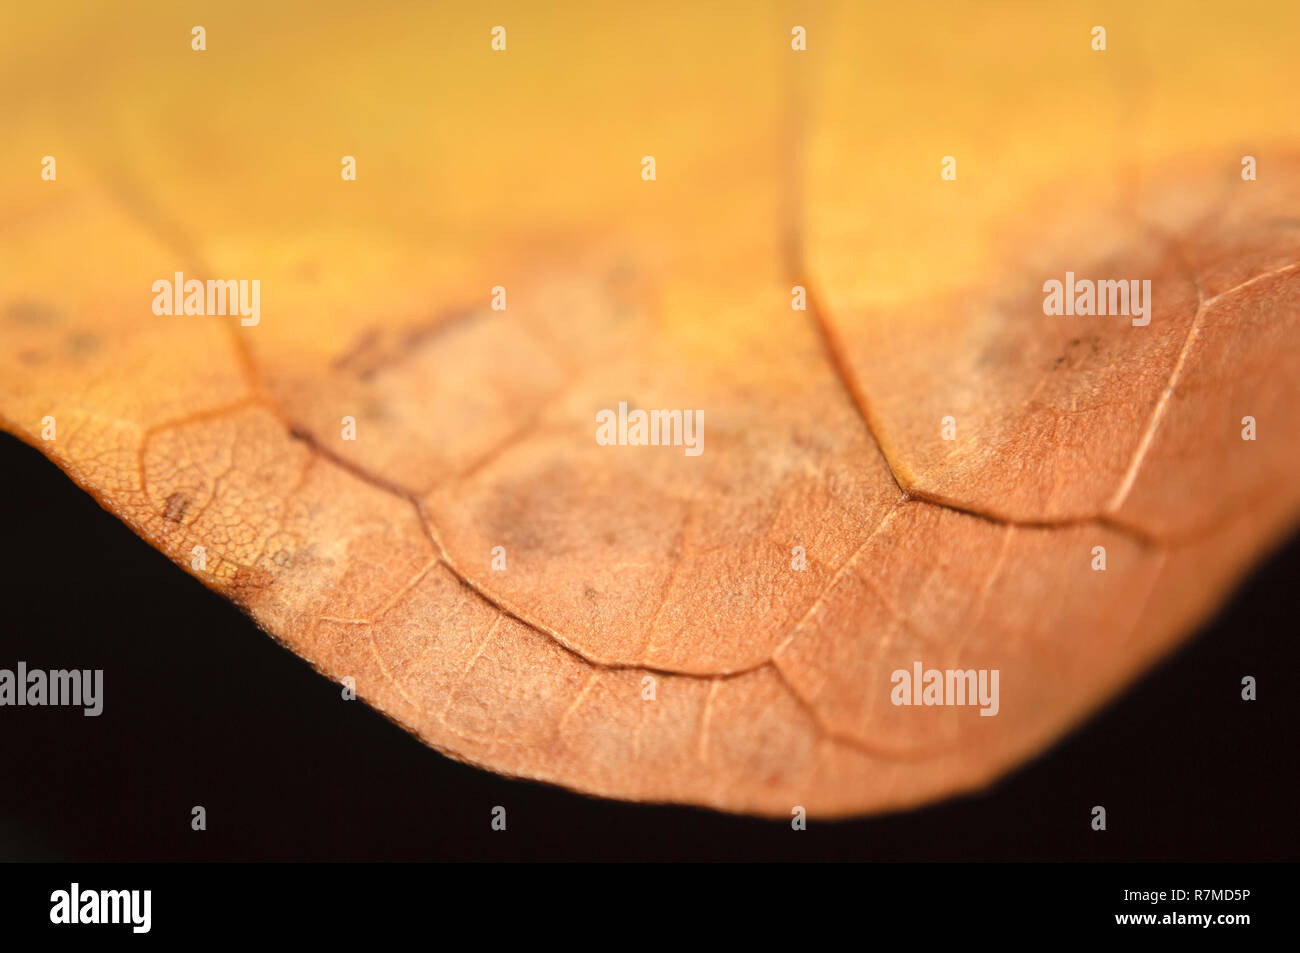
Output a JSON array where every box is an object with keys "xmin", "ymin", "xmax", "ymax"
[{"xmin": 0, "ymin": 432, "xmax": 1296, "ymax": 861}]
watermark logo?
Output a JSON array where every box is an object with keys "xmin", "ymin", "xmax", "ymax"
[
  {"xmin": 152, "ymin": 272, "xmax": 260, "ymax": 326},
  {"xmin": 0, "ymin": 662, "xmax": 102, "ymax": 716},
  {"xmin": 1042, "ymin": 272, "xmax": 1151, "ymax": 327},
  {"xmin": 595, "ymin": 401, "xmax": 703, "ymax": 456},
  {"xmin": 890, "ymin": 661, "xmax": 999, "ymax": 716},
  {"xmin": 50, "ymin": 883, "xmax": 150, "ymax": 934}
]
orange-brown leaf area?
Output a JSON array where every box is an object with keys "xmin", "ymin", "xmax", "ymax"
[{"xmin": 1, "ymin": 2, "xmax": 1298, "ymax": 816}]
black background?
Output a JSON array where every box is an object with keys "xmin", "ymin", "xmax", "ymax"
[{"xmin": 0, "ymin": 432, "xmax": 1296, "ymax": 862}]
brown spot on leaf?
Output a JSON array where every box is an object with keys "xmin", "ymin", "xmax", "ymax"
[
  {"xmin": 6, "ymin": 299, "xmax": 62, "ymax": 325},
  {"xmin": 64, "ymin": 332, "xmax": 100, "ymax": 355},
  {"xmin": 163, "ymin": 492, "xmax": 190, "ymax": 523}
]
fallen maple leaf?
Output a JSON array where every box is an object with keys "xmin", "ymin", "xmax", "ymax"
[{"xmin": 1, "ymin": 1, "xmax": 1297, "ymax": 816}]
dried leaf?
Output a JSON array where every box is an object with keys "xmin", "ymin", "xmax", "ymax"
[{"xmin": 2, "ymin": 1, "xmax": 1297, "ymax": 816}]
